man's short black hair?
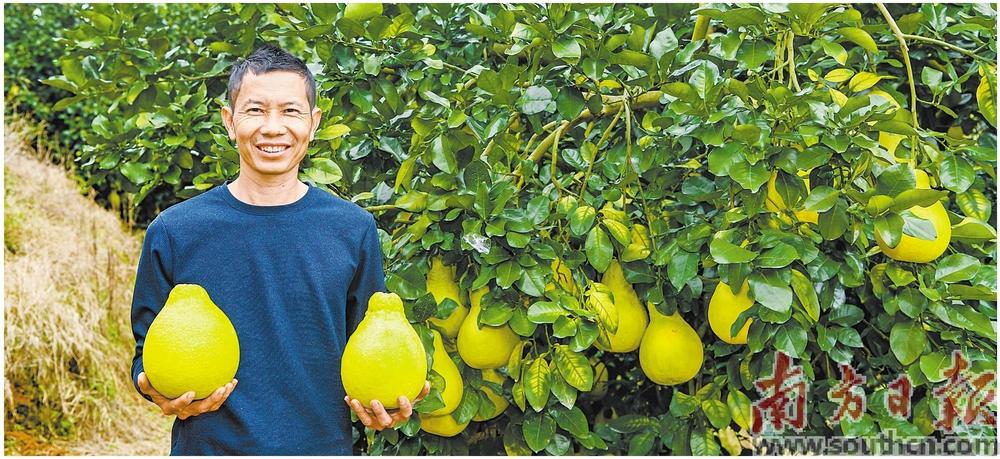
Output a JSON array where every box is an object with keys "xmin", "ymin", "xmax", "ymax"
[{"xmin": 227, "ymin": 44, "xmax": 316, "ymax": 109}]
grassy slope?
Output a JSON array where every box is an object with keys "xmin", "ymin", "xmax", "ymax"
[{"xmin": 4, "ymin": 120, "xmax": 171, "ymax": 455}]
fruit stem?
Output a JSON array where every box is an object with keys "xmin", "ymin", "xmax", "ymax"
[
  {"xmin": 876, "ymin": 3, "xmax": 920, "ymax": 166},
  {"xmin": 785, "ymin": 31, "xmax": 801, "ymax": 93}
]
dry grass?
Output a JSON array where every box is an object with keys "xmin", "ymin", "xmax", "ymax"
[{"xmin": 4, "ymin": 119, "xmax": 171, "ymax": 455}]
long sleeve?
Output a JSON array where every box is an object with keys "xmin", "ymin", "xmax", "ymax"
[
  {"xmin": 345, "ymin": 216, "xmax": 386, "ymax": 337},
  {"xmin": 130, "ymin": 217, "xmax": 175, "ymax": 399}
]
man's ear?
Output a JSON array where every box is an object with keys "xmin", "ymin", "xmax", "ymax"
[
  {"xmin": 309, "ymin": 107, "xmax": 323, "ymax": 142},
  {"xmin": 221, "ymin": 105, "xmax": 236, "ymax": 141}
]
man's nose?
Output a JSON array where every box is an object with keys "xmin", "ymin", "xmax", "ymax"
[{"xmin": 260, "ymin": 112, "xmax": 286, "ymax": 135}]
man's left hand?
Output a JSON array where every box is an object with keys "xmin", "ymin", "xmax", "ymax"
[{"xmin": 345, "ymin": 380, "xmax": 430, "ymax": 431}]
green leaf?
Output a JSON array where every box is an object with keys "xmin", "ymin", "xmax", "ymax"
[
  {"xmin": 935, "ymin": 253, "xmax": 981, "ymax": 282},
  {"xmin": 848, "ymin": 71, "xmax": 884, "ymax": 92},
  {"xmin": 497, "ymin": 260, "xmax": 521, "ymax": 289},
  {"xmin": 821, "ymin": 39, "xmax": 848, "ymax": 65},
  {"xmin": 757, "ymin": 242, "xmax": 798, "ymax": 269},
  {"xmin": 938, "ymin": 155, "xmax": 975, "ymax": 193},
  {"xmin": 835, "ymin": 326, "xmax": 863, "ymax": 348},
  {"xmin": 669, "ymin": 391, "xmax": 700, "ymax": 417},
  {"xmin": 477, "ymin": 69, "xmax": 501, "ymax": 94},
  {"xmin": 518, "ymin": 86, "xmax": 554, "ymax": 115},
  {"xmin": 721, "ymin": 7, "xmax": 766, "ymax": 29},
  {"xmin": 707, "ymin": 144, "xmax": 744, "ymax": 177},
  {"xmin": 710, "ymin": 231, "xmax": 758, "ymax": 264},
  {"xmin": 825, "ymin": 68, "xmax": 856, "ymax": 83},
  {"xmin": 523, "ymin": 411, "xmax": 556, "ymax": 452},
  {"xmin": 549, "ymin": 371, "xmax": 577, "ymax": 408},
  {"xmin": 728, "ymin": 160, "xmax": 770, "ymax": 192},
  {"xmin": 803, "ymin": 186, "xmax": 840, "ymax": 212},
  {"xmin": 40, "ymin": 77, "xmax": 77, "ymax": 94},
  {"xmin": 749, "ymin": 271, "xmax": 792, "ymax": 313},
  {"xmin": 872, "ymin": 120, "xmax": 918, "ymax": 137},
  {"xmin": 890, "ymin": 321, "xmax": 926, "ymax": 365},
  {"xmin": 519, "ymin": 265, "xmax": 548, "ymax": 297},
  {"xmin": 737, "ymin": 39, "xmax": 771, "ymax": 70},
  {"xmin": 524, "ymin": 358, "xmax": 551, "ymax": 412},
  {"xmin": 527, "ymin": 301, "xmax": 566, "ymax": 324},
  {"xmin": 649, "ymin": 27, "xmax": 678, "ymax": 60},
  {"xmin": 952, "ymin": 217, "xmax": 997, "ymax": 242},
  {"xmin": 819, "ymin": 199, "xmax": 849, "ymax": 240},
  {"xmin": 732, "ymin": 124, "xmax": 761, "ymax": 143},
  {"xmin": 556, "ymin": 87, "xmax": 585, "ymax": 120},
  {"xmin": 689, "ymin": 426, "xmax": 722, "ymax": 456},
  {"xmin": 59, "ymin": 57, "xmax": 86, "ymax": 86},
  {"xmin": 876, "ymin": 164, "xmax": 917, "ymax": 197},
  {"xmin": 552, "ymin": 406, "xmax": 589, "ymax": 437},
  {"xmin": 569, "ymin": 205, "xmax": 596, "ymax": 236},
  {"xmin": 609, "ymin": 414, "xmax": 657, "ymax": 433},
  {"xmin": 837, "ymin": 27, "xmax": 878, "ymax": 54},
  {"xmin": 727, "ymin": 390, "xmax": 752, "ymax": 430},
  {"xmin": 956, "ymin": 188, "xmax": 991, "ymax": 220},
  {"xmin": 875, "ymin": 213, "xmax": 904, "ymax": 249},
  {"xmin": 701, "ymin": 400, "xmax": 731, "ymax": 430},
  {"xmin": 552, "ymin": 37, "xmax": 581, "ymax": 62},
  {"xmin": 789, "ymin": 269, "xmax": 820, "ymax": 322},
  {"xmin": 919, "ymin": 351, "xmax": 950, "ymax": 382},
  {"xmin": 900, "ymin": 210, "xmax": 938, "ymax": 240},
  {"xmin": 553, "ymin": 345, "xmax": 594, "ymax": 392},
  {"xmin": 892, "ymin": 288, "xmax": 927, "ymax": 318},
  {"xmin": 977, "ymin": 68, "xmax": 997, "ymax": 127},
  {"xmin": 668, "ymin": 249, "xmax": 700, "ymax": 290},
  {"xmin": 628, "ymin": 430, "xmax": 657, "ymax": 456},
  {"xmin": 774, "ymin": 323, "xmax": 807, "ymax": 358},
  {"xmin": 430, "ymin": 135, "xmax": 456, "ymax": 174},
  {"xmin": 890, "ymin": 189, "xmax": 949, "ymax": 212},
  {"xmin": 302, "ymin": 158, "xmax": 343, "ymax": 185},
  {"xmin": 585, "ymin": 227, "xmax": 613, "ymax": 273},
  {"xmin": 120, "ymin": 162, "xmax": 153, "ymax": 185}
]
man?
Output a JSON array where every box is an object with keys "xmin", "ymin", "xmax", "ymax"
[{"xmin": 130, "ymin": 44, "xmax": 427, "ymax": 455}]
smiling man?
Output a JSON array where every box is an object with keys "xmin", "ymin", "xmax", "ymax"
[{"xmin": 130, "ymin": 44, "xmax": 426, "ymax": 455}]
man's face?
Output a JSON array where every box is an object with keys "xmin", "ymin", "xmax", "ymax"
[{"xmin": 221, "ymin": 70, "xmax": 321, "ymax": 182}]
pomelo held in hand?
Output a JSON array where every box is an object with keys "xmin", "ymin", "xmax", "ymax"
[
  {"xmin": 143, "ymin": 284, "xmax": 240, "ymax": 399},
  {"xmin": 342, "ymin": 292, "xmax": 428, "ymax": 409}
]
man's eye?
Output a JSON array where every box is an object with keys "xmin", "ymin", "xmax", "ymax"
[
  {"xmin": 246, "ymin": 107, "xmax": 263, "ymax": 113},
  {"xmin": 285, "ymin": 109, "xmax": 301, "ymax": 114}
]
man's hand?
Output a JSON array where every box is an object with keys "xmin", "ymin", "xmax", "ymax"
[
  {"xmin": 345, "ymin": 380, "xmax": 430, "ymax": 431},
  {"xmin": 138, "ymin": 372, "xmax": 238, "ymax": 420}
]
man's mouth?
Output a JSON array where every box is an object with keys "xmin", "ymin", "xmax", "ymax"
[{"xmin": 256, "ymin": 144, "xmax": 291, "ymax": 155}]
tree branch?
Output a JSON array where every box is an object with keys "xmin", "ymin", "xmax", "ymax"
[{"xmin": 527, "ymin": 91, "xmax": 664, "ymax": 163}]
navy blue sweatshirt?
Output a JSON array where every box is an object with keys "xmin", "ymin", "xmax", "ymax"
[{"xmin": 130, "ymin": 183, "xmax": 385, "ymax": 455}]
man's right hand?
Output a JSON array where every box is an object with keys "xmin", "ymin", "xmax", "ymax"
[{"xmin": 138, "ymin": 372, "xmax": 237, "ymax": 420}]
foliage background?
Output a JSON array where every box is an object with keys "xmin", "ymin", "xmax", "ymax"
[{"xmin": 4, "ymin": 2, "xmax": 997, "ymax": 455}]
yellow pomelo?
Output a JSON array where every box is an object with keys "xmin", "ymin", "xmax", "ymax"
[
  {"xmin": 472, "ymin": 369, "xmax": 508, "ymax": 421},
  {"xmin": 457, "ymin": 287, "xmax": 520, "ymax": 369},
  {"xmin": 429, "ymin": 330, "xmax": 464, "ymax": 416},
  {"xmin": 708, "ymin": 280, "xmax": 753, "ymax": 345},
  {"xmin": 144, "ymin": 284, "xmax": 240, "ymax": 399},
  {"xmin": 420, "ymin": 413, "xmax": 469, "ymax": 437},
  {"xmin": 594, "ymin": 260, "xmax": 648, "ymax": 353},
  {"xmin": 875, "ymin": 169, "xmax": 952, "ymax": 263},
  {"xmin": 426, "ymin": 257, "xmax": 468, "ymax": 338},
  {"xmin": 544, "ymin": 257, "xmax": 577, "ymax": 293},
  {"xmin": 639, "ymin": 304, "xmax": 703, "ymax": 386},
  {"xmin": 343, "ymin": 3, "xmax": 382, "ymax": 22},
  {"xmin": 766, "ymin": 170, "xmax": 819, "ymax": 224},
  {"xmin": 342, "ymin": 292, "xmax": 427, "ymax": 410}
]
